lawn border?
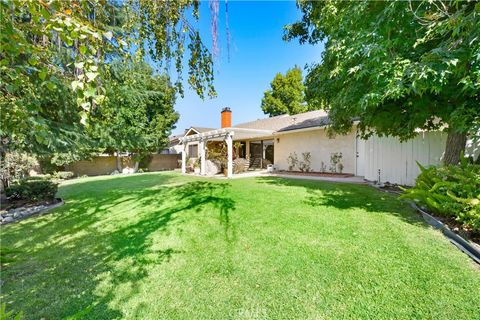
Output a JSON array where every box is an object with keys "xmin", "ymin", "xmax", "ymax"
[
  {"xmin": 370, "ymin": 184, "xmax": 480, "ymax": 265},
  {"xmin": 0, "ymin": 198, "xmax": 65, "ymax": 225},
  {"xmin": 409, "ymin": 202, "xmax": 480, "ymax": 265}
]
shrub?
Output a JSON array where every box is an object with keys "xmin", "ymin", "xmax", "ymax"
[
  {"xmin": 0, "ymin": 303, "xmax": 23, "ymax": 320},
  {"xmin": 25, "ymin": 174, "xmax": 52, "ymax": 181},
  {"xmin": 0, "ymin": 152, "xmax": 38, "ymax": 188},
  {"xmin": 6, "ymin": 179, "xmax": 58, "ymax": 202},
  {"xmin": 54, "ymin": 171, "xmax": 75, "ymax": 180},
  {"xmin": 299, "ymin": 152, "xmax": 312, "ymax": 172},
  {"xmin": 320, "ymin": 161, "xmax": 327, "ymax": 173},
  {"xmin": 287, "ymin": 152, "xmax": 298, "ymax": 171},
  {"xmin": 400, "ymin": 160, "xmax": 480, "ymax": 232},
  {"xmin": 329, "ymin": 152, "xmax": 343, "ymax": 173},
  {"xmin": 37, "ymin": 156, "xmax": 62, "ymax": 174}
]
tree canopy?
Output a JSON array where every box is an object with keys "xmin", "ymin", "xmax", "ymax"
[
  {"xmin": 285, "ymin": 0, "xmax": 479, "ymax": 164},
  {"xmin": 261, "ymin": 66, "xmax": 312, "ymax": 117},
  {"xmin": 89, "ymin": 60, "xmax": 178, "ymax": 158},
  {"xmin": 1, "ymin": 0, "xmax": 217, "ymax": 156}
]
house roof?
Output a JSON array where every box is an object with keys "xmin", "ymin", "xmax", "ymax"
[
  {"xmin": 234, "ymin": 110, "xmax": 329, "ymax": 132},
  {"xmin": 175, "ymin": 110, "xmax": 332, "ymax": 143},
  {"xmin": 169, "ymin": 134, "xmax": 183, "ymax": 142},
  {"xmin": 277, "ymin": 114, "xmax": 331, "ymax": 132}
]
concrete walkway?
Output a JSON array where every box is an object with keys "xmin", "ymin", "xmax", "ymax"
[{"xmin": 208, "ymin": 170, "xmax": 367, "ymax": 184}]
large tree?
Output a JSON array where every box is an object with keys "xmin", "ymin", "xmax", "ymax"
[
  {"xmin": 1, "ymin": 0, "xmax": 218, "ymax": 155},
  {"xmin": 285, "ymin": 0, "xmax": 479, "ymax": 164},
  {"xmin": 88, "ymin": 60, "xmax": 178, "ymax": 171},
  {"xmin": 261, "ymin": 66, "xmax": 312, "ymax": 117}
]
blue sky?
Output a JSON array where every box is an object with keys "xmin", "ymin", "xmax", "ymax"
[{"xmin": 172, "ymin": 0, "xmax": 323, "ymax": 134}]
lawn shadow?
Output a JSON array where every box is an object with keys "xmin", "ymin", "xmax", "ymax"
[
  {"xmin": 256, "ymin": 176, "xmax": 426, "ymax": 228},
  {"xmin": 1, "ymin": 175, "xmax": 236, "ymax": 319}
]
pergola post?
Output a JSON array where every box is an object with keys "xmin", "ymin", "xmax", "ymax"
[
  {"xmin": 246, "ymin": 141, "xmax": 250, "ymax": 160},
  {"xmin": 181, "ymin": 143, "xmax": 186, "ymax": 174},
  {"xmin": 200, "ymin": 138, "xmax": 206, "ymax": 175},
  {"xmin": 260, "ymin": 140, "xmax": 264, "ymax": 169},
  {"xmin": 226, "ymin": 133, "xmax": 233, "ymax": 178}
]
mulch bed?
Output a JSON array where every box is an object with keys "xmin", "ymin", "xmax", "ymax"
[
  {"xmin": 278, "ymin": 171, "xmax": 354, "ymax": 178},
  {"xmin": 428, "ymin": 214, "xmax": 480, "ymax": 246}
]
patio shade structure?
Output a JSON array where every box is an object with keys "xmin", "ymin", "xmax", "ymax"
[{"xmin": 180, "ymin": 127, "xmax": 274, "ymax": 178}]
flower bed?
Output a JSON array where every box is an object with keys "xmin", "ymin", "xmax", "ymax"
[{"xmin": 278, "ymin": 171, "xmax": 354, "ymax": 178}]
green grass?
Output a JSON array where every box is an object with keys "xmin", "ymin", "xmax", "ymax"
[{"xmin": 1, "ymin": 172, "xmax": 479, "ymax": 319}]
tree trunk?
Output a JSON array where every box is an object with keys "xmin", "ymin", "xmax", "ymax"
[
  {"xmin": 116, "ymin": 152, "xmax": 122, "ymax": 172},
  {"xmin": 443, "ymin": 131, "xmax": 467, "ymax": 165}
]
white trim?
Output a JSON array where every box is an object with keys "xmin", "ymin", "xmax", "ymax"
[
  {"xmin": 183, "ymin": 127, "xmax": 200, "ymax": 137},
  {"xmin": 199, "ymin": 139, "xmax": 206, "ymax": 176},
  {"xmin": 181, "ymin": 144, "xmax": 186, "ymax": 174},
  {"xmin": 181, "ymin": 127, "xmax": 273, "ymax": 143}
]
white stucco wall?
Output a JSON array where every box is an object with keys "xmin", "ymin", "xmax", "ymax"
[{"xmin": 274, "ymin": 128, "xmax": 356, "ymax": 174}]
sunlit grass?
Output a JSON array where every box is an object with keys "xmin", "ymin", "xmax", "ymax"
[{"xmin": 1, "ymin": 172, "xmax": 479, "ymax": 319}]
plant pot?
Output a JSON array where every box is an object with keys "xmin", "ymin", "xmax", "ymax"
[{"xmin": 194, "ymin": 167, "xmax": 200, "ymax": 174}]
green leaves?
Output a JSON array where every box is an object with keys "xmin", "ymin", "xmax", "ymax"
[
  {"xmin": 401, "ymin": 160, "xmax": 480, "ymax": 231},
  {"xmin": 2, "ymin": 0, "xmax": 214, "ymax": 157},
  {"xmin": 85, "ymin": 72, "xmax": 98, "ymax": 82},
  {"xmin": 288, "ymin": 0, "xmax": 479, "ymax": 143},
  {"xmin": 261, "ymin": 66, "xmax": 311, "ymax": 116},
  {"xmin": 38, "ymin": 68, "xmax": 47, "ymax": 81},
  {"xmin": 87, "ymin": 60, "xmax": 178, "ymax": 156}
]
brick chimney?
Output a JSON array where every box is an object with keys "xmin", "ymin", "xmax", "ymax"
[{"xmin": 221, "ymin": 107, "xmax": 232, "ymax": 128}]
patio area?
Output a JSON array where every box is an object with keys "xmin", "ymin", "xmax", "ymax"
[{"xmin": 181, "ymin": 126, "xmax": 275, "ymax": 178}]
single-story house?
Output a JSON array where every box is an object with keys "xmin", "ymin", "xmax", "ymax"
[{"xmin": 175, "ymin": 107, "xmax": 477, "ymax": 185}]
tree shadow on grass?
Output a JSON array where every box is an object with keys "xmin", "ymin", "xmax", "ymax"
[
  {"xmin": 0, "ymin": 176, "xmax": 235, "ymax": 319},
  {"xmin": 256, "ymin": 176, "xmax": 426, "ymax": 228}
]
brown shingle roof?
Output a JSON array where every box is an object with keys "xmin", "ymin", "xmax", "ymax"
[
  {"xmin": 278, "ymin": 115, "xmax": 331, "ymax": 132},
  {"xmin": 234, "ymin": 110, "xmax": 328, "ymax": 132}
]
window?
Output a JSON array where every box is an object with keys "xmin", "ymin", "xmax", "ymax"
[{"xmin": 188, "ymin": 144, "xmax": 198, "ymax": 157}]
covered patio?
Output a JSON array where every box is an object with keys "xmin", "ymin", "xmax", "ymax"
[{"xmin": 180, "ymin": 127, "xmax": 274, "ymax": 178}]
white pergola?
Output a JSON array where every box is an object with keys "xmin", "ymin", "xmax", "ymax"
[{"xmin": 180, "ymin": 127, "xmax": 274, "ymax": 178}]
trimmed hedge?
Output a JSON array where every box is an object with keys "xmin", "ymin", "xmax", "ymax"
[
  {"xmin": 6, "ymin": 178, "xmax": 58, "ymax": 202},
  {"xmin": 400, "ymin": 160, "xmax": 480, "ymax": 232}
]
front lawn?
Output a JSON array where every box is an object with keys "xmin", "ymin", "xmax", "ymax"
[{"xmin": 1, "ymin": 172, "xmax": 479, "ymax": 319}]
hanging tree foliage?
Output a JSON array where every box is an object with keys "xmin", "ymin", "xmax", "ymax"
[
  {"xmin": 285, "ymin": 0, "xmax": 479, "ymax": 165},
  {"xmin": 0, "ymin": 0, "xmax": 219, "ymax": 155},
  {"xmin": 88, "ymin": 60, "xmax": 179, "ymax": 169}
]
